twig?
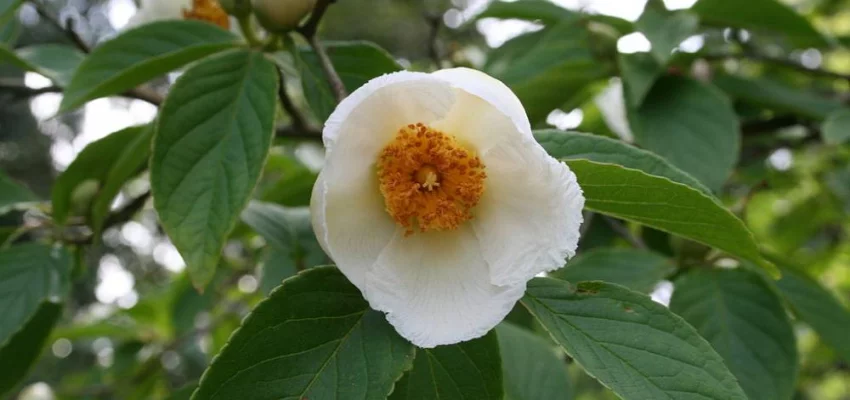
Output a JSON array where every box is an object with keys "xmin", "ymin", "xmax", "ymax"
[
  {"xmin": 296, "ymin": 0, "xmax": 347, "ymax": 103},
  {"xmin": 741, "ymin": 115, "xmax": 800, "ymax": 135},
  {"xmin": 275, "ymin": 124, "xmax": 322, "ymax": 140},
  {"xmin": 425, "ymin": 13, "xmax": 443, "ymax": 69},
  {"xmin": 704, "ymin": 51, "xmax": 850, "ymax": 82},
  {"xmin": 602, "ymin": 216, "xmax": 647, "ymax": 250},
  {"xmin": 276, "ymin": 68, "xmax": 309, "ymax": 133},
  {"xmin": 579, "ymin": 211, "xmax": 595, "ymax": 237}
]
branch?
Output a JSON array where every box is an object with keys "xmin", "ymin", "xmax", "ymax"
[
  {"xmin": 296, "ymin": 0, "xmax": 347, "ymax": 103},
  {"xmin": 425, "ymin": 13, "xmax": 443, "ymax": 69},
  {"xmin": 275, "ymin": 124, "xmax": 322, "ymax": 140},
  {"xmin": 704, "ymin": 51, "xmax": 850, "ymax": 82},
  {"xmin": 276, "ymin": 68, "xmax": 309, "ymax": 132},
  {"xmin": 741, "ymin": 115, "xmax": 800, "ymax": 135},
  {"xmin": 602, "ymin": 216, "xmax": 647, "ymax": 250}
]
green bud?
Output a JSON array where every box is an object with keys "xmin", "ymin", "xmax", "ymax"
[
  {"xmin": 252, "ymin": 0, "xmax": 317, "ymax": 33},
  {"xmin": 220, "ymin": 0, "xmax": 253, "ymax": 17}
]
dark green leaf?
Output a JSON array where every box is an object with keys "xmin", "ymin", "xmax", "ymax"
[
  {"xmin": 260, "ymin": 159, "xmax": 317, "ymax": 207},
  {"xmin": 476, "ymin": 0, "xmax": 575, "ymax": 25},
  {"xmin": 60, "ymin": 20, "xmax": 238, "ymax": 112},
  {"xmin": 522, "ymin": 278, "xmax": 748, "ymax": 400},
  {"xmin": 629, "ymin": 75, "xmax": 740, "ymax": 191},
  {"xmin": 192, "ymin": 267, "xmax": 415, "ymax": 400},
  {"xmin": 52, "ymin": 125, "xmax": 149, "ymax": 225},
  {"xmin": 552, "ymin": 248, "xmax": 674, "ymax": 293},
  {"xmin": 692, "ymin": 0, "xmax": 828, "ymax": 47},
  {"xmin": 0, "ymin": 302, "xmax": 62, "ymax": 396},
  {"xmin": 0, "ymin": 44, "xmax": 84, "ymax": 87},
  {"xmin": 566, "ymin": 159, "xmax": 777, "ymax": 276},
  {"xmin": 0, "ymin": 171, "xmax": 35, "ymax": 212},
  {"xmin": 0, "ymin": 243, "xmax": 70, "ymax": 346},
  {"xmin": 151, "ymin": 49, "xmax": 278, "ymax": 290},
  {"xmin": 0, "ymin": 18, "xmax": 20, "ymax": 44},
  {"xmin": 496, "ymin": 323, "xmax": 571, "ymax": 400},
  {"xmin": 494, "ymin": 20, "xmax": 613, "ymax": 124},
  {"xmin": 535, "ymin": 129, "xmax": 710, "ymax": 193},
  {"xmin": 297, "ymin": 41, "xmax": 402, "ymax": 121},
  {"xmin": 775, "ymin": 267, "xmax": 850, "ymax": 362},
  {"xmin": 0, "ymin": 0, "xmax": 22, "ymax": 24},
  {"xmin": 821, "ymin": 108, "xmax": 850, "ymax": 145},
  {"xmin": 389, "ymin": 331, "xmax": 502, "ymax": 400},
  {"xmin": 618, "ymin": 52, "xmax": 662, "ymax": 109},
  {"xmin": 671, "ymin": 269, "xmax": 798, "ymax": 400},
  {"xmin": 635, "ymin": 6, "xmax": 699, "ymax": 64},
  {"xmin": 713, "ymin": 74, "xmax": 842, "ymax": 120}
]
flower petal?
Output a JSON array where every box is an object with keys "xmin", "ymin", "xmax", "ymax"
[
  {"xmin": 365, "ymin": 226, "xmax": 526, "ymax": 348},
  {"xmin": 432, "ymin": 67, "xmax": 532, "ymax": 138},
  {"xmin": 317, "ymin": 71, "xmax": 456, "ymax": 289},
  {"xmin": 473, "ymin": 137, "xmax": 585, "ymax": 287}
]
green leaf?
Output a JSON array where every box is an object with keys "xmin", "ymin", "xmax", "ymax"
[
  {"xmin": 192, "ymin": 267, "xmax": 415, "ymax": 400},
  {"xmin": 0, "ymin": 0, "xmax": 22, "ymax": 24},
  {"xmin": 670, "ymin": 269, "xmax": 798, "ymax": 400},
  {"xmin": 713, "ymin": 74, "xmax": 843, "ymax": 120},
  {"xmin": 618, "ymin": 52, "xmax": 662, "ymax": 109},
  {"xmin": 522, "ymin": 278, "xmax": 748, "ymax": 400},
  {"xmin": 260, "ymin": 158, "xmax": 317, "ymax": 207},
  {"xmin": 60, "ymin": 20, "xmax": 238, "ymax": 112},
  {"xmin": 389, "ymin": 331, "xmax": 502, "ymax": 400},
  {"xmin": 692, "ymin": 0, "xmax": 828, "ymax": 48},
  {"xmin": 535, "ymin": 129, "xmax": 710, "ymax": 194},
  {"xmin": 0, "ymin": 302, "xmax": 62, "ymax": 396},
  {"xmin": 151, "ymin": 49, "xmax": 278, "ymax": 290},
  {"xmin": 775, "ymin": 267, "xmax": 850, "ymax": 362},
  {"xmin": 821, "ymin": 108, "xmax": 850, "ymax": 145},
  {"xmin": 241, "ymin": 201, "xmax": 327, "ymax": 292},
  {"xmin": 476, "ymin": 0, "xmax": 575, "ymax": 25},
  {"xmin": 629, "ymin": 75, "xmax": 740, "ymax": 191},
  {"xmin": 496, "ymin": 323, "xmax": 571, "ymax": 400},
  {"xmin": 0, "ymin": 44, "xmax": 84, "ymax": 87},
  {"xmin": 0, "ymin": 18, "xmax": 20, "ymax": 45},
  {"xmin": 297, "ymin": 41, "xmax": 402, "ymax": 121},
  {"xmin": 0, "ymin": 243, "xmax": 70, "ymax": 346},
  {"xmin": 552, "ymin": 248, "xmax": 674, "ymax": 293},
  {"xmin": 89, "ymin": 126, "xmax": 153, "ymax": 235},
  {"xmin": 494, "ymin": 20, "xmax": 613, "ymax": 124},
  {"xmin": 52, "ymin": 125, "xmax": 149, "ymax": 225},
  {"xmin": 635, "ymin": 5, "xmax": 699, "ymax": 64},
  {"xmin": 0, "ymin": 171, "xmax": 35, "ymax": 212},
  {"xmin": 566, "ymin": 159, "xmax": 777, "ymax": 276}
]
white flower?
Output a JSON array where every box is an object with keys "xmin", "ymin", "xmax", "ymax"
[{"xmin": 311, "ymin": 68, "xmax": 585, "ymax": 348}]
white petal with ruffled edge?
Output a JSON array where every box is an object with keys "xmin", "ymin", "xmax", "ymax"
[
  {"xmin": 473, "ymin": 137, "xmax": 584, "ymax": 287},
  {"xmin": 364, "ymin": 226, "xmax": 526, "ymax": 348},
  {"xmin": 316, "ymin": 72, "xmax": 456, "ymax": 290}
]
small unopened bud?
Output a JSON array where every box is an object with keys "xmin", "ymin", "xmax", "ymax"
[
  {"xmin": 251, "ymin": 0, "xmax": 317, "ymax": 32},
  {"xmin": 219, "ymin": 0, "xmax": 252, "ymax": 17}
]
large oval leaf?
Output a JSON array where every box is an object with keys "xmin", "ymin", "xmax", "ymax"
[
  {"xmin": 151, "ymin": 49, "xmax": 278, "ymax": 289},
  {"xmin": 60, "ymin": 20, "xmax": 238, "ymax": 112},
  {"xmin": 713, "ymin": 74, "xmax": 842, "ymax": 120},
  {"xmin": 775, "ymin": 266, "xmax": 850, "ymax": 362},
  {"xmin": 522, "ymin": 278, "xmax": 748, "ymax": 400},
  {"xmin": 0, "ymin": 44, "xmax": 84, "ymax": 87},
  {"xmin": 0, "ymin": 302, "xmax": 62, "ymax": 396},
  {"xmin": 192, "ymin": 267, "xmax": 415, "ymax": 400},
  {"xmin": 476, "ymin": 0, "xmax": 575, "ymax": 25},
  {"xmin": 0, "ymin": 243, "xmax": 70, "ymax": 346},
  {"xmin": 629, "ymin": 75, "xmax": 740, "ymax": 191},
  {"xmin": 496, "ymin": 323, "xmax": 571, "ymax": 400},
  {"xmin": 535, "ymin": 130, "xmax": 710, "ymax": 194},
  {"xmin": 671, "ymin": 269, "xmax": 798, "ymax": 400},
  {"xmin": 692, "ymin": 0, "xmax": 827, "ymax": 47},
  {"xmin": 565, "ymin": 159, "xmax": 776, "ymax": 276},
  {"xmin": 297, "ymin": 41, "xmax": 402, "ymax": 121},
  {"xmin": 389, "ymin": 331, "xmax": 502, "ymax": 400},
  {"xmin": 552, "ymin": 248, "xmax": 674, "ymax": 293}
]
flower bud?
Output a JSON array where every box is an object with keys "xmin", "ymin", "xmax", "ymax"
[
  {"xmin": 219, "ymin": 0, "xmax": 252, "ymax": 17},
  {"xmin": 251, "ymin": 0, "xmax": 317, "ymax": 32}
]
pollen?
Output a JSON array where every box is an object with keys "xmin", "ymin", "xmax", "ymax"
[
  {"xmin": 377, "ymin": 123, "xmax": 486, "ymax": 235},
  {"xmin": 183, "ymin": 0, "xmax": 231, "ymax": 30}
]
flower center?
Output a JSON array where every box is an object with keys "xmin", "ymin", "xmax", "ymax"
[{"xmin": 377, "ymin": 123, "xmax": 486, "ymax": 235}]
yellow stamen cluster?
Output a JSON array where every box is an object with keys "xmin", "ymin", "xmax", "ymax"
[
  {"xmin": 183, "ymin": 0, "xmax": 231, "ymax": 30},
  {"xmin": 377, "ymin": 123, "xmax": 486, "ymax": 235}
]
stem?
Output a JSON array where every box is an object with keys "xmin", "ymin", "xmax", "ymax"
[
  {"xmin": 296, "ymin": 0, "xmax": 348, "ymax": 103},
  {"xmin": 237, "ymin": 15, "xmax": 263, "ymax": 47},
  {"xmin": 603, "ymin": 216, "xmax": 647, "ymax": 250},
  {"xmin": 276, "ymin": 68, "xmax": 310, "ymax": 133}
]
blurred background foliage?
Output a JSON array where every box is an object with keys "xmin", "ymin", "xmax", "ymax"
[{"xmin": 0, "ymin": 0, "xmax": 849, "ymax": 399}]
